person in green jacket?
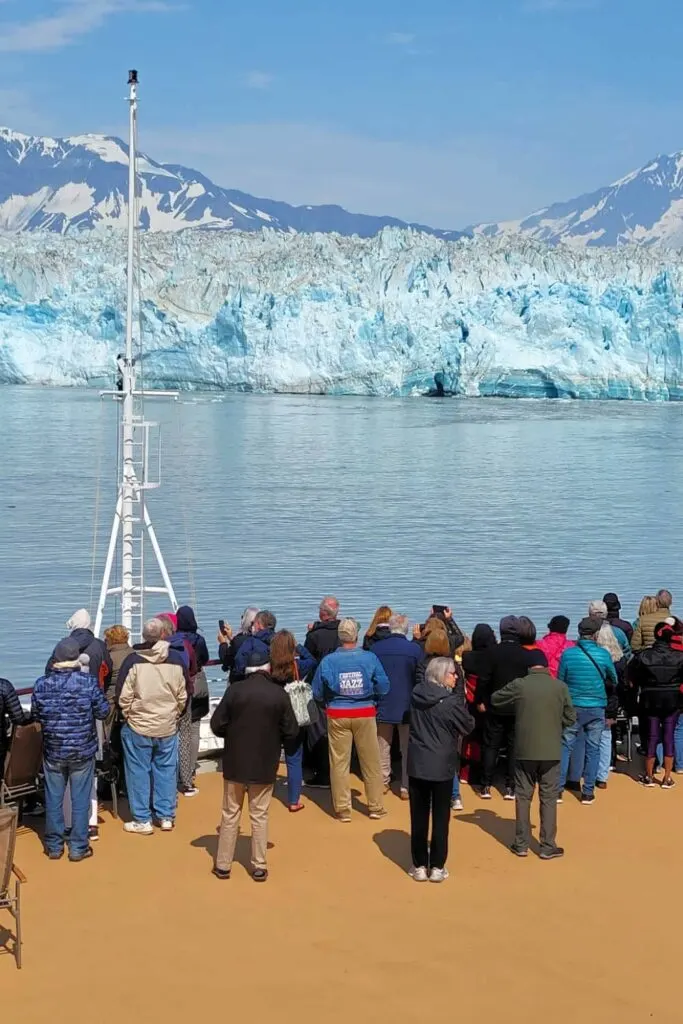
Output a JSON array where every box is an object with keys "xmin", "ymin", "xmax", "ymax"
[{"xmin": 491, "ymin": 651, "xmax": 576, "ymax": 860}]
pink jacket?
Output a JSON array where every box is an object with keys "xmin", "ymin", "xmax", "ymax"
[{"xmin": 538, "ymin": 633, "xmax": 575, "ymax": 678}]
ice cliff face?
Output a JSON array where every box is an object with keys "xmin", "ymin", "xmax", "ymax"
[{"xmin": 1, "ymin": 228, "xmax": 683, "ymax": 399}]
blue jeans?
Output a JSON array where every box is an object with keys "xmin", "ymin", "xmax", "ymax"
[
  {"xmin": 560, "ymin": 708, "xmax": 605, "ymax": 796},
  {"xmin": 452, "ymin": 774, "xmax": 461, "ymax": 800},
  {"xmin": 285, "ymin": 736, "xmax": 304, "ymax": 805},
  {"xmin": 121, "ymin": 724, "xmax": 178, "ymax": 822},
  {"xmin": 43, "ymin": 756, "xmax": 95, "ymax": 858},
  {"xmin": 656, "ymin": 715, "xmax": 683, "ymax": 769},
  {"xmin": 597, "ymin": 725, "xmax": 612, "ymax": 783}
]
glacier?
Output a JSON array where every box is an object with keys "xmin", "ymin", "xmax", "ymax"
[{"xmin": 1, "ymin": 227, "xmax": 683, "ymax": 399}]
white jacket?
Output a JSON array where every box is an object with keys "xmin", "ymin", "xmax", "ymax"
[{"xmin": 119, "ymin": 641, "xmax": 187, "ymax": 738}]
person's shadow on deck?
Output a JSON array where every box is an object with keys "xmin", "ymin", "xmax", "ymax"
[
  {"xmin": 373, "ymin": 829, "xmax": 412, "ymax": 873},
  {"xmin": 456, "ymin": 808, "xmax": 541, "ymax": 855},
  {"xmin": 191, "ymin": 833, "xmax": 274, "ymax": 868}
]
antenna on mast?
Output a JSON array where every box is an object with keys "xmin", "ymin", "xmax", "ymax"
[{"xmin": 95, "ymin": 71, "xmax": 179, "ymax": 641}]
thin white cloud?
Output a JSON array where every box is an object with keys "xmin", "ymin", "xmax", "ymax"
[
  {"xmin": 243, "ymin": 71, "xmax": 274, "ymax": 90},
  {"xmin": 385, "ymin": 31, "xmax": 415, "ymax": 45},
  {"xmin": 0, "ymin": 0, "xmax": 176, "ymax": 54}
]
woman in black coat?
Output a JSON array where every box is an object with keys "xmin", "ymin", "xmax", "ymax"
[
  {"xmin": 629, "ymin": 620, "xmax": 683, "ymax": 788},
  {"xmin": 407, "ymin": 657, "xmax": 474, "ymax": 884}
]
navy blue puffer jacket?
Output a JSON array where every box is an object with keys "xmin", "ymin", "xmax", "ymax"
[{"xmin": 31, "ymin": 667, "xmax": 109, "ymax": 762}]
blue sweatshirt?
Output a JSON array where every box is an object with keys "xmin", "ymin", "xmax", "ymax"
[
  {"xmin": 558, "ymin": 641, "xmax": 617, "ymax": 709},
  {"xmin": 312, "ymin": 646, "xmax": 390, "ymax": 717}
]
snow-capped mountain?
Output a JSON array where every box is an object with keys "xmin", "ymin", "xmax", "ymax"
[
  {"xmin": 0, "ymin": 127, "xmax": 461, "ymax": 239},
  {"xmin": 473, "ymin": 152, "xmax": 683, "ymax": 248}
]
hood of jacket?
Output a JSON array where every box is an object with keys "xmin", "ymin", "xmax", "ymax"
[
  {"xmin": 136, "ymin": 640, "xmax": 170, "ymax": 664},
  {"xmin": 499, "ymin": 616, "xmax": 522, "ymax": 644},
  {"xmin": 69, "ymin": 627, "xmax": 96, "ymax": 652},
  {"xmin": 411, "ymin": 677, "xmax": 453, "ymax": 710},
  {"xmin": 472, "ymin": 624, "xmax": 497, "ymax": 651},
  {"xmin": 176, "ymin": 605, "xmax": 198, "ymax": 632}
]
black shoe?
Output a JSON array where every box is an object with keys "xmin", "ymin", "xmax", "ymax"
[
  {"xmin": 640, "ymin": 774, "xmax": 656, "ymax": 788},
  {"xmin": 540, "ymin": 846, "xmax": 565, "ymax": 860},
  {"xmin": 504, "ymin": 787, "xmax": 515, "ymax": 801},
  {"xmin": 212, "ymin": 866, "xmax": 231, "ymax": 880},
  {"xmin": 69, "ymin": 846, "xmax": 94, "ymax": 862},
  {"xmin": 88, "ymin": 826, "xmax": 100, "ymax": 841},
  {"xmin": 45, "ymin": 848, "xmax": 64, "ymax": 860},
  {"xmin": 510, "ymin": 845, "xmax": 528, "ymax": 857},
  {"xmin": 595, "ymin": 781, "xmax": 607, "ymax": 790},
  {"xmin": 253, "ymin": 868, "xmax": 268, "ymax": 882},
  {"xmin": 581, "ymin": 792, "xmax": 595, "ymax": 805},
  {"xmin": 305, "ymin": 776, "xmax": 330, "ymax": 789},
  {"xmin": 565, "ymin": 781, "xmax": 581, "ymax": 793},
  {"xmin": 480, "ymin": 786, "xmax": 492, "ymax": 800}
]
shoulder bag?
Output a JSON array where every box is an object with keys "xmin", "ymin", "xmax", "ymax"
[{"xmin": 285, "ymin": 659, "xmax": 317, "ymax": 728}]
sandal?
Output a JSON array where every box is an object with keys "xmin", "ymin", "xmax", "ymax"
[{"xmin": 288, "ymin": 803, "xmax": 305, "ymax": 813}]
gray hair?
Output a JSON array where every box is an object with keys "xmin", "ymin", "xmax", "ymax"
[
  {"xmin": 240, "ymin": 607, "xmax": 260, "ymax": 633},
  {"xmin": 254, "ymin": 609, "xmax": 276, "ymax": 632},
  {"xmin": 425, "ymin": 657, "xmax": 457, "ymax": 688},
  {"xmin": 319, "ymin": 596, "xmax": 340, "ymax": 621},
  {"xmin": 588, "ymin": 600, "xmax": 608, "ymax": 621},
  {"xmin": 596, "ymin": 623, "xmax": 623, "ymax": 663},
  {"xmin": 657, "ymin": 589, "xmax": 673, "ymax": 609},
  {"xmin": 142, "ymin": 618, "xmax": 164, "ymax": 643},
  {"xmin": 389, "ymin": 613, "xmax": 409, "ymax": 635}
]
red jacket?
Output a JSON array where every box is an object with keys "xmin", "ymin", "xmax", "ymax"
[{"xmin": 538, "ymin": 633, "xmax": 575, "ymax": 678}]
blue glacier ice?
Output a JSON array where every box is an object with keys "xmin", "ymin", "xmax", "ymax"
[{"xmin": 1, "ymin": 227, "xmax": 683, "ymax": 399}]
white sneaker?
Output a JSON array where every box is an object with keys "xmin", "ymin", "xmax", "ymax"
[
  {"xmin": 429, "ymin": 867, "xmax": 449, "ymax": 883},
  {"xmin": 409, "ymin": 866, "xmax": 428, "ymax": 882},
  {"xmin": 451, "ymin": 797, "xmax": 464, "ymax": 812},
  {"xmin": 182, "ymin": 788, "xmax": 199, "ymax": 798},
  {"xmin": 160, "ymin": 819, "xmax": 174, "ymax": 831},
  {"xmin": 124, "ymin": 821, "xmax": 153, "ymax": 836}
]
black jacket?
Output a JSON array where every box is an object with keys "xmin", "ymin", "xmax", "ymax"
[
  {"xmin": 210, "ymin": 672, "xmax": 299, "ymax": 785},
  {"xmin": 475, "ymin": 638, "xmax": 545, "ymax": 708},
  {"xmin": 305, "ymin": 620, "xmax": 341, "ymax": 662},
  {"xmin": 363, "ymin": 625, "xmax": 392, "ymax": 650},
  {"xmin": 629, "ymin": 642, "xmax": 683, "ymax": 716},
  {"xmin": 407, "ymin": 679, "xmax": 475, "ymax": 782},
  {"xmin": 607, "ymin": 613, "xmax": 634, "ymax": 644},
  {"xmin": 219, "ymin": 632, "xmax": 250, "ymax": 682},
  {"xmin": 46, "ymin": 628, "xmax": 113, "ymax": 685},
  {"xmin": 0, "ymin": 678, "xmax": 30, "ymax": 772}
]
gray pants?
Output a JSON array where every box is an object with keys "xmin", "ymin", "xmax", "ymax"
[
  {"xmin": 178, "ymin": 706, "xmax": 196, "ymax": 791},
  {"xmin": 513, "ymin": 759, "xmax": 560, "ymax": 855}
]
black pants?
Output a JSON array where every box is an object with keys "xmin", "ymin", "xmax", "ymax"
[
  {"xmin": 408, "ymin": 777, "xmax": 452, "ymax": 870},
  {"xmin": 481, "ymin": 714, "xmax": 516, "ymax": 788},
  {"xmin": 513, "ymin": 759, "xmax": 560, "ymax": 854}
]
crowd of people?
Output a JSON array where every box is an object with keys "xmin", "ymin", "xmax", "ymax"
[{"xmin": 1, "ymin": 588, "xmax": 681, "ymax": 882}]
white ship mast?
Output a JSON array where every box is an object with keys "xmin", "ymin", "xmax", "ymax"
[{"xmin": 94, "ymin": 70, "xmax": 178, "ymax": 641}]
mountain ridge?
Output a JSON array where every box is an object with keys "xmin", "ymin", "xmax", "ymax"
[{"xmin": 0, "ymin": 126, "xmax": 462, "ymax": 240}]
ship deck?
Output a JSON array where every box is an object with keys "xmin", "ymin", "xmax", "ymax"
[{"xmin": 2, "ymin": 766, "xmax": 678, "ymax": 1024}]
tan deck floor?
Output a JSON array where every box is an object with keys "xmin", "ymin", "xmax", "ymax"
[{"xmin": 2, "ymin": 767, "xmax": 680, "ymax": 1023}]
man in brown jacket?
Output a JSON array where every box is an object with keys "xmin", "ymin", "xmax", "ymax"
[
  {"xmin": 117, "ymin": 618, "xmax": 187, "ymax": 835},
  {"xmin": 632, "ymin": 590, "xmax": 674, "ymax": 651}
]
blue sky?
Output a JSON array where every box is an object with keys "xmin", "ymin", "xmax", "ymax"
[{"xmin": 1, "ymin": 0, "xmax": 682, "ymax": 226}]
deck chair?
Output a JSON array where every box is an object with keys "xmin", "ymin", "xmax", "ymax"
[
  {"xmin": 0, "ymin": 723, "xmax": 43, "ymax": 808},
  {"xmin": 0, "ymin": 806, "xmax": 26, "ymax": 968}
]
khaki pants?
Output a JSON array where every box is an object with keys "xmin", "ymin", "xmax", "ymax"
[
  {"xmin": 328, "ymin": 716, "xmax": 384, "ymax": 817},
  {"xmin": 377, "ymin": 722, "xmax": 409, "ymax": 791},
  {"xmin": 216, "ymin": 780, "xmax": 273, "ymax": 871}
]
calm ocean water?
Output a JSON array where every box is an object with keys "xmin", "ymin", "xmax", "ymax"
[{"xmin": 2, "ymin": 386, "xmax": 683, "ymax": 688}]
